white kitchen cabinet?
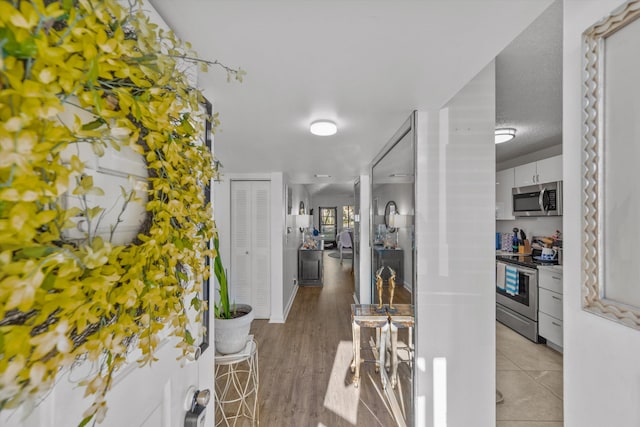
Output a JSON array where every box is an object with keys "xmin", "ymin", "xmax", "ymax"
[
  {"xmin": 538, "ymin": 265, "xmax": 563, "ymax": 350},
  {"xmin": 514, "ymin": 162, "xmax": 537, "ymax": 187},
  {"xmin": 539, "ymin": 288, "xmax": 563, "ymax": 320},
  {"xmin": 514, "ymin": 155, "xmax": 563, "ymax": 187},
  {"xmin": 495, "ymin": 168, "xmax": 515, "ymax": 220},
  {"xmin": 536, "ymin": 155, "xmax": 563, "ymax": 183},
  {"xmin": 538, "ymin": 267, "xmax": 563, "ymax": 294},
  {"xmin": 539, "ymin": 312, "xmax": 563, "ymax": 347}
]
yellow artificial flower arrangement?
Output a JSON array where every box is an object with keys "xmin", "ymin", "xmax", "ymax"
[{"xmin": 0, "ymin": 0, "xmax": 242, "ymax": 424}]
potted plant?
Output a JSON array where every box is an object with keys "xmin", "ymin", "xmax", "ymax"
[{"xmin": 213, "ymin": 234, "xmax": 254, "ymax": 354}]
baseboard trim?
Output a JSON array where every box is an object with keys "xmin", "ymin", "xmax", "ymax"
[{"xmin": 281, "ymin": 284, "xmax": 299, "ymax": 323}]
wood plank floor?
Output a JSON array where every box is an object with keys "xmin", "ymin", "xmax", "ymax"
[{"xmin": 249, "ymin": 251, "xmax": 411, "ymax": 427}]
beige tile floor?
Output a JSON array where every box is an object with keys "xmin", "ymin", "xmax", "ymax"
[{"xmin": 496, "ymin": 321, "xmax": 563, "ymax": 427}]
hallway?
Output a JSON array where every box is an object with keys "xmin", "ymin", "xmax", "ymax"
[{"xmin": 251, "ymin": 251, "xmax": 409, "ymax": 426}]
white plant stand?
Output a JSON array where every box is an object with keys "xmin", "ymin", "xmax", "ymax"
[{"xmin": 214, "ymin": 336, "xmax": 259, "ymax": 426}]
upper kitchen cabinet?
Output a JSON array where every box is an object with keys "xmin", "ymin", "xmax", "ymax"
[
  {"xmin": 514, "ymin": 155, "xmax": 562, "ymax": 187},
  {"xmin": 496, "ymin": 168, "xmax": 515, "ymax": 220}
]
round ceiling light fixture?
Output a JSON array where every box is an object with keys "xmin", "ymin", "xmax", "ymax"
[
  {"xmin": 310, "ymin": 120, "xmax": 337, "ymax": 136},
  {"xmin": 495, "ymin": 128, "xmax": 516, "ymax": 144}
]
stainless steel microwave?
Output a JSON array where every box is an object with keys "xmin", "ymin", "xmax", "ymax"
[{"xmin": 512, "ymin": 181, "xmax": 562, "ymax": 217}]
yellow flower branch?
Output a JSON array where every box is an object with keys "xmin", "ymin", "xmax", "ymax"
[{"xmin": 0, "ymin": 0, "xmax": 238, "ymax": 424}]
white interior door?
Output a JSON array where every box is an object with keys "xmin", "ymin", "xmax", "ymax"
[
  {"xmin": 1, "ymin": 339, "xmax": 211, "ymax": 427},
  {"xmin": 231, "ymin": 181, "xmax": 271, "ymax": 319},
  {"xmin": 1, "ymin": 148, "xmax": 214, "ymax": 427}
]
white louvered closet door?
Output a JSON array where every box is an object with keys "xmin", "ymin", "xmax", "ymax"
[{"xmin": 231, "ymin": 180, "xmax": 271, "ymax": 319}]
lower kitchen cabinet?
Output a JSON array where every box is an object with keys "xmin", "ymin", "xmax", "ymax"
[
  {"xmin": 538, "ymin": 266, "xmax": 563, "ymax": 350},
  {"xmin": 539, "ymin": 312, "xmax": 563, "ymax": 347},
  {"xmin": 298, "ymin": 248, "xmax": 323, "ymax": 285}
]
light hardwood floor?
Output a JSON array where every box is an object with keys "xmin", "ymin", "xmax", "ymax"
[{"xmin": 249, "ymin": 251, "xmax": 411, "ymax": 427}]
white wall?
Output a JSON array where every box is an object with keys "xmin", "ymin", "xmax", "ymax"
[
  {"xmin": 283, "ymin": 183, "xmax": 310, "ymax": 320},
  {"xmin": 414, "ymin": 62, "xmax": 496, "ymax": 426},
  {"xmin": 358, "ymin": 175, "xmax": 371, "ymax": 304},
  {"xmin": 564, "ymin": 1, "xmax": 640, "ymax": 425}
]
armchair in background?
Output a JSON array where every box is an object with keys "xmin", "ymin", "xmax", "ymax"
[{"xmin": 338, "ymin": 229, "xmax": 353, "ymax": 264}]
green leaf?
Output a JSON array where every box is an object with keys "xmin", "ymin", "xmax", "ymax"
[
  {"xmin": 62, "ymin": 0, "xmax": 74, "ymax": 11},
  {"xmin": 78, "ymin": 415, "xmax": 94, "ymax": 427},
  {"xmin": 176, "ymin": 269, "xmax": 187, "ymax": 282},
  {"xmin": 81, "ymin": 118, "xmax": 106, "ymax": 131},
  {"xmin": 184, "ymin": 330, "xmax": 194, "ymax": 345},
  {"xmin": 17, "ymin": 246, "xmax": 57, "ymax": 259},
  {"xmin": 0, "ymin": 28, "xmax": 38, "ymax": 59},
  {"xmin": 41, "ymin": 273, "xmax": 56, "ymax": 291},
  {"xmin": 87, "ymin": 206, "xmax": 103, "ymax": 220}
]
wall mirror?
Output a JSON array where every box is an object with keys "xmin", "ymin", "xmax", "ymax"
[
  {"xmin": 582, "ymin": 0, "xmax": 640, "ymax": 329},
  {"xmin": 370, "ymin": 113, "xmax": 415, "ymax": 424},
  {"xmin": 384, "ymin": 200, "xmax": 397, "ymax": 232}
]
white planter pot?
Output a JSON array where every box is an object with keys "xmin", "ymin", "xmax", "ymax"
[{"xmin": 214, "ymin": 304, "xmax": 254, "ymax": 354}]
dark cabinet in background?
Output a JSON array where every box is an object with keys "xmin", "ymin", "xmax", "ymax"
[
  {"xmin": 373, "ymin": 247, "xmax": 404, "ymax": 284},
  {"xmin": 298, "ymin": 248, "xmax": 323, "ymax": 285}
]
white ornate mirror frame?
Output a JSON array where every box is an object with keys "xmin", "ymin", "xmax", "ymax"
[{"xmin": 582, "ymin": 0, "xmax": 640, "ymax": 328}]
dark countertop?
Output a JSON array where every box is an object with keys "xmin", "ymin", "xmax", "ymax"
[{"xmin": 496, "ymin": 251, "xmax": 558, "ymax": 269}]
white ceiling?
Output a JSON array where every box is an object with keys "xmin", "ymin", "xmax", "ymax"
[
  {"xmin": 149, "ymin": 0, "xmax": 557, "ymax": 197},
  {"xmin": 495, "ymin": 0, "xmax": 562, "ymax": 165}
]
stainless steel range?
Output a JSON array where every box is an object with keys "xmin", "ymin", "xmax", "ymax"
[{"xmin": 496, "ymin": 254, "xmax": 558, "ymax": 342}]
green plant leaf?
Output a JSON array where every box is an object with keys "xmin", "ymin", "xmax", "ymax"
[
  {"xmin": 78, "ymin": 415, "xmax": 94, "ymax": 427},
  {"xmin": 81, "ymin": 118, "xmax": 106, "ymax": 131},
  {"xmin": 184, "ymin": 330, "xmax": 194, "ymax": 345},
  {"xmin": 0, "ymin": 28, "xmax": 37, "ymax": 59},
  {"xmin": 17, "ymin": 246, "xmax": 57, "ymax": 259}
]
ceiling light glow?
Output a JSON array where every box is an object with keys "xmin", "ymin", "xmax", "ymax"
[
  {"xmin": 310, "ymin": 120, "xmax": 337, "ymax": 136},
  {"xmin": 495, "ymin": 128, "xmax": 516, "ymax": 144}
]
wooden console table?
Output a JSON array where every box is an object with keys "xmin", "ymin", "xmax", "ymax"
[{"xmin": 350, "ymin": 304, "xmax": 389, "ymax": 388}]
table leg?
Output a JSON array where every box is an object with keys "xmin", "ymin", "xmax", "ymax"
[
  {"xmin": 408, "ymin": 326, "xmax": 414, "ymax": 368},
  {"xmin": 375, "ymin": 327, "xmax": 381, "ymax": 373},
  {"xmin": 379, "ymin": 323, "xmax": 388, "ymax": 389},
  {"xmin": 352, "ymin": 323, "xmax": 361, "ymax": 387},
  {"xmin": 351, "ymin": 321, "xmax": 356, "ymax": 374},
  {"xmin": 390, "ymin": 323, "xmax": 398, "ymax": 389}
]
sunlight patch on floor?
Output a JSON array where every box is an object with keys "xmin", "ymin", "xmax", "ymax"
[{"xmin": 323, "ymin": 340, "xmax": 360, "ymax": 425}]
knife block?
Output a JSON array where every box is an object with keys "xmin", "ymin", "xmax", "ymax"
[{"xmin": 518, "ymin": 239, "xmax": 531, "ymax": 254}]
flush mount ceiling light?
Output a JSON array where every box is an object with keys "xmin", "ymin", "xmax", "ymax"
[
  {"xmin": 495, "ymin": 128, "xmax": 516, "ymax": 144},
  {"xmin": 310, "ymin": 120, "xmax": 337, "ymax": 136},
  {"xmin": 314, "ymin": 174, "xmax": 332, "ymax": 178}
]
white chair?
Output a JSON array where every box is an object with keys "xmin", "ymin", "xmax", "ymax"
[{"xmin": 338, "ymin": 229, "xmax": 353, "ymax": 264}]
